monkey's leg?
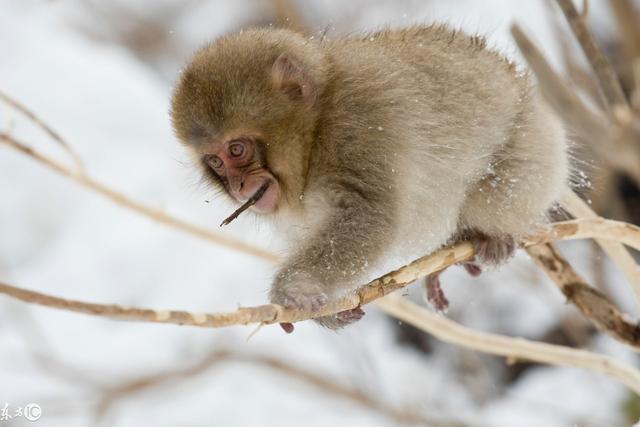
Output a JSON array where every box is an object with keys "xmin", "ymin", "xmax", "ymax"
[
  {"xmin": 422, "ymin": 271, "xmax": 449, "ymax": 312},
  {"xmin": 459, "ymin": 107, "xmax": 567, "ymax": 272},
  {"xmin": 455, "ymin": 229, "xmax": 517, "ymax": 273}
]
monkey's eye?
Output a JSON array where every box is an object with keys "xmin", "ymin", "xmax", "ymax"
[
  {"xmin": 206, "ymin": 155, "xmax": 223, "ymax": 169},
  {"xmin": 228, "ymin": 141, "xmax": 246, "ymax": 158}
]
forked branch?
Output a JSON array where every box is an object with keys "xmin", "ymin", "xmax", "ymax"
[{"xmin": 1, "ymin": 218, "xmax": 639, "ymax": 346}]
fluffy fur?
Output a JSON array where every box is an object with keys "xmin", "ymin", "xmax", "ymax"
[{"xmin": 171, "ymin": 26, "xmax": 569, "ymax": 329}]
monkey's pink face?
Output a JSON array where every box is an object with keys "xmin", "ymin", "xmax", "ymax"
[{"xmin": 201, "ymin": 138, "xmax": 280, "ymax": 213}]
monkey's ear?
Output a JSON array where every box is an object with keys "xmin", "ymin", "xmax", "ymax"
[{"xmin": 271, "ymin": 53, "xmax": 316, "ymax": 105}]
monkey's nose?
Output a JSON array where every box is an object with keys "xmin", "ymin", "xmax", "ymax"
[{"xmin": 229, "ymin": 176, "xmax": 244, "ymax": 193}]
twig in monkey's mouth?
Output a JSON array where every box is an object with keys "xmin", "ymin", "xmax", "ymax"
[{"xmin": 220, "ymin": 181, "xmax": 270, "ymax": 227}]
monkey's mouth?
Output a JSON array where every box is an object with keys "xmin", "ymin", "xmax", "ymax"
[{"xmin": 220, "ymin": 179, "xmax": 279, "ymax": 226}]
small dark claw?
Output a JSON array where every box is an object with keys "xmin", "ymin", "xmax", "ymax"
[
  {"xmin": 424, "ymin": 272, "xmax": 449, "ymax": 312},
  {"xmin": 280, "ymin": 322, "xmax": 295, "ymax": 334},
  {"xmin": 462, "ymin": 262, "xmax": 482, "ymax": 277},
  {"xmin": 336, "ymin": 307, "xmax": 365, "ymax": 323},
  {"xmin": 315, "ymin": 307, "xmax": 366, "ymax": 330},
  {"xmin": 422, "ymin": 232, "xmax": 514, "ymax": 311}
]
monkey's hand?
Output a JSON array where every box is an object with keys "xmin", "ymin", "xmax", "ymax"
[
  {"xmin": 270, "ymin": 278, "xmax": 329, "ymax": 313},
  {"xmin": 270, "ymin": 184, "xmax": 390, "ymax": 332},
  {"xmin": 270, "ymin": 274, "xmax": 328, "ymax": 333},
  {"xmin": 270, "ymin": 274, "xmax": 366, "ymax": 332}
]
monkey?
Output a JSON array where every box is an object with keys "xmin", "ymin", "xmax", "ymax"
[{"xmin": 170, "ymin": 25, "xmax": 569, "ymax": 331}]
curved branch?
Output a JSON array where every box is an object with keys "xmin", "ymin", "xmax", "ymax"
[
  {"xmin": 0, "ymin": 90, "xmax": 85, "ymax": 173},
  {"xmin": 510, "ymin": 24, "xmax": 610, "ymax": 142},
  {"xmin": 527, "ymin": 243, "xmax": 640, "ymax": 348},
  {"xmin": 554, "ymin": 0, "xmax": 629, "ymax": 111},
  {"xmin": 523, "ymin": 217, "xmax": 640, "ymax": 250},
  {"xmin": 0, "ymin": 241, "xmax": 475, "ymax": 328},
  {"xmin": 97, "ymin": 348, "xmax": 437, "ymax": 426},
  {"xmin": 561, "ymin": 191, "xmax": 640, "ymax": 306},
  {"xmin": 375, "ymin": 295, "xmax": 640, "ymax": 396},
  {"xmin": 0, "ymin": 133, "xmax": 278, "ymax": 263},
  {"xmin": 0, "ymin": 218, "xmax": 638, "ymax": 336},
  {"xmin": 510, "ymin": 24, "xmax": 640, "ymax": 184},
  {"xmin": 3, "ymin": 117, "xmax": 640, "ymax": 393}
]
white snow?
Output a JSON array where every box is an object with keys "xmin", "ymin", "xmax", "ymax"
[{"xmin": 0, "ymin": 1, "xmax": 637, "ymax": 426}]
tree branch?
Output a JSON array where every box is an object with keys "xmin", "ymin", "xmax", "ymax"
[
  {"xmin": 554, "ymin": 0, "xmax": 630, "ymax": 112},
  {"xmin": 609, "ymin": 0, "xmax": 640, "ymax": 78},
  {"xmin": 510, "ymin": 24, "xmax": 610, "ymax": 141},
  {"xmin": 96, "ymin": 348, "xmax": 439, "ymax": 426},
  {"xmin": 3, "ymin": 97, "xmax": 640, "ymax": 396},
  {"xmin": 561, "ymin": 191, "xmax": 640, "ymax": 306},
  {"xmin": 0, "ymin": 241, "xmax": 475, "ymax": 328},
  {"xmin": 0, "ymin": 90, "xmax": 85, "ymax": 173},
  {"xmin": 527, "ymin": 243, "xmax": 640, "ymax": 348},
  {"xmin": 1, "ymin": 218, "xmax": 638, "ymax": 343},
  {"xmin": 375, "ymin": 295, "xmax": 640, "ymax": 396},
  {"xmin": 0, "ymin": 132, "xmax": 278, "ymax": 263},
  {"xmin": 511, "ymin": 24, "xmax": 640, "ymax": 185}
]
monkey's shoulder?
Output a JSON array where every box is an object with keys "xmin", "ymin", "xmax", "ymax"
[
  {"xmin": 366, "ymin": 25, "xmax": 487, "ymax": 51},
  {"xmin": 331, "ymin": 25, "xmax": 517, "ymax": 74}
]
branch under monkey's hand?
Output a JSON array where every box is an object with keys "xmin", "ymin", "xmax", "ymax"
[{"xmin": 220, "ymin": 182, "xmax": 270, "ymax": 227}]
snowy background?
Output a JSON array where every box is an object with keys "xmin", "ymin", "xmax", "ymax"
[{"xmin": 1, "ymin": 1, "xmax": 639, "ymax": 426}]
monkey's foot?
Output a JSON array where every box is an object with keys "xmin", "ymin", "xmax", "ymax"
[
  {"xmin": 315, "ymin": 307, "xmax": 366, "ymax": 330},
  {"xmin": 423, "ymin": 271, "xmax": 449, "ymax": 312},
  {"xmin": 462, "ymin": 261, "xmax": 482, "ymax": 277},
  {"xmin": 463, "ymin": 231, "xmax": 516, "ymax": 273},
  {"xmin": 280, "ymin": 322, "xmax": 295, "ymax": 334}
]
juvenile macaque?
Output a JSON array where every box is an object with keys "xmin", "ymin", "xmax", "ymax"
[{"xmin": 170, "ymin": 26, "xmax": 568, "ymax": 330}]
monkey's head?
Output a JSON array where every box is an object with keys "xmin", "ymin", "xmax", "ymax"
[{"xmin": 170, "ymin": 28, "xmax": 329, "ymax": 214}]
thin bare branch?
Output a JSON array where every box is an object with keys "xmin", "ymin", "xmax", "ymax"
[
  {"xmin": 521, "ymin": 217, "xmax": 640, "ymax": 250},
  {"xmin": 609, "ymin": 0, "xmax": 640, "ymax": 94},
  {"xmin": 97, "ymin": 349, "xmax": 439, "ymax": 426},
  {"xmin": 527, "ymin": 243, "xmax": 640, "ymax": 348},
  {"xmin": 511, "ymin": 24, "xmax": 640, "ymax": 185},
  {"xmin": 375, "ymin": 295, "xmax": 640, "ymax": 396},
  {"xmin": 0, "ymin": 241, "xmax": 475, "ymax": 328},
  {"xmin": 0, "ymin": 132, "xmax": 278, "ymax": 263},
  {"xmin": 1, "ymin": 218, "xmax": 639, "ymax": 345},
  {"xmin": 543, "ymin": 0, "xmax": 604, "ymax": 108},
  {"xmin": 555, "ymin": 0, "xmax": 629, "ymax": 111},
  {"xmin": 511, "ymin": 23, "xmax": 608, "ymax": 138},
  {"xmin": 3, "ymin": 106, "xmax": 640, "ymax": 394},
  {"xmin": 633, "ymin": 59, "xmax": 640, "ymax": 110},
  {"xmin": 561, "ymin": 191, "xmax": 640, "ymax": 306},
  {"xmin": 0, "ymin": 90, "xmax": 85, "ymax": 173}
]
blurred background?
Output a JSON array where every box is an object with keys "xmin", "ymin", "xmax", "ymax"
[{"xmin": 1, "ymin": 0, "xmax": 639, "ymax": 426}]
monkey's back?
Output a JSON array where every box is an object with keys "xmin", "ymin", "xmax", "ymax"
[
  {"xmin": 318, "ymin": 25, "xmax": 567, "ymax": 258},
  {"xmin": 323, "ymin": 26, "xmax": 530, "ymax": 177}
]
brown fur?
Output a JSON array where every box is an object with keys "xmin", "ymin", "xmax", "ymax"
[{"xmin": 170, "ymin": 26, "xmax": 569, "ymax": 329}]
